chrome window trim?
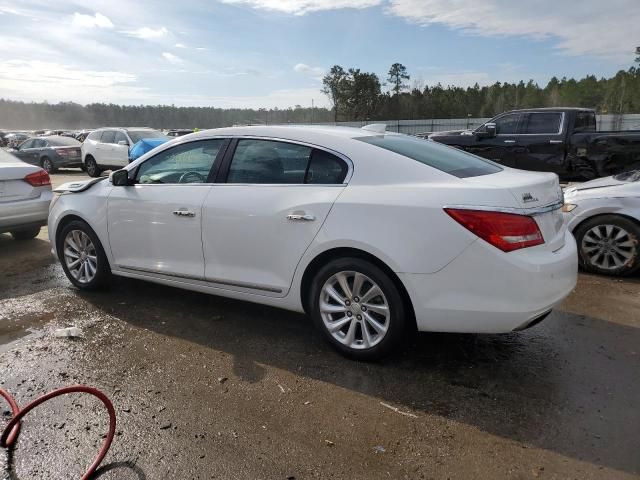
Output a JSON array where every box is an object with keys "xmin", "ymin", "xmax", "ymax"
[
  {"xmin": 443, "ymin": 200, "xmax": 564, "ymax": 216},
  {"xmin": 116, "ymin": 264, "xmax": 283, "ymax": 293}
]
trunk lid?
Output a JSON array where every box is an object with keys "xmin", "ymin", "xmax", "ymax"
[
  {"xmin": 0, "ymin": 157, "xmax": 45, "ymax": 202},
  {"xmin": 462, "ymin": 168, "xmax": 566, "ymax": 251}
]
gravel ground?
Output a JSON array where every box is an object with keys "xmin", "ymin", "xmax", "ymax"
[{"xmin": 0, "ymin": 170, "xmax": 639, "ymax": 479}]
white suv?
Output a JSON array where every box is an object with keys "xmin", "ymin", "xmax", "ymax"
[{"xmin": 81, "ymin": 127, "xmax": 165, "ymax": 177}]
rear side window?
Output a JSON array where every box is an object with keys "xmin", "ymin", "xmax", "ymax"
[
  {"xmin": 100, "ymin": 131, "xmax": 116, "ymax": 144},
  {"xmin": 524, "ymin": 113, "xmax": 562, "ymax": 134},
  {"xmin": 356, "ymin": 135, "xmax": 502, "ymax": 178},
  {"xmin": 574, "ymin": 111, "xmax": 596, "ymax": 132},
  {"xmin": 227, "ymin": 139, "xmax": 311, "ymax": 184}
]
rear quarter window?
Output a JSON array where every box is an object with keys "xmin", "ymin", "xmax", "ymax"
[{"xmin": 355, "ymin": 135, "xmax": 502, "ymax": 178}]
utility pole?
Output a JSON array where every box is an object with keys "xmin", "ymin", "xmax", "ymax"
[{"xmin": 311, "ymin": 99, "xmax": 314, "ymax": 124}]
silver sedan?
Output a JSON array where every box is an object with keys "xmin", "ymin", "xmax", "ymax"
[{"xmin": 0, "ymin": 149, "xmax": 52, "ymax": 240}]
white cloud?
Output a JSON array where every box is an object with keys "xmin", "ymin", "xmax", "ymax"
[
  {"xmin": 196, "ymin": 47, "xmax": 208, "ymax": 51},
  {"xmin": 162, "ymin": 87, "xmax": 329, "ymax": 109},
  {"xmin": 0, "ymin": 60, "xmax": 148, "ymax": 104},
  {"xmin": 162, "ymin": 52, "xmax": 183, "ymax": 64},
  {"xmin": 175, "ymin": 43, "xmax": 186, "ymax": 48},
  {"xmin": 221, "ymin": 0, "xmax": 382, "ymax": 15},
  {"xmin": 125, "ymin": 26, "xmax": 169, "ymax": 39},
  {"xmin": 293, "ymin": 63, "xmax": 324, "ymax": 78},
  {"xmin": 387, "ymin": 0, "xmax": 640, "ymax": 61},
  {"xmin": 71, "ymin": 12, "xmax": 113, "ymax": 29}
]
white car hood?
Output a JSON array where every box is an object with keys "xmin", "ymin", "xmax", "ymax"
[{"xmin": 53, "ymin": 177, "xmax": 106, "ymax": 193}]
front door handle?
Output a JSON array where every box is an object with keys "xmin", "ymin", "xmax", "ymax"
[
  {"xmin": 287, "ymin": 213, "xmax": 315, "ymax": 221},
  {"xmin": 549, "ymin": 140, "xmax": 563, "ymax": 144},
  {"xmin": 173, "ymin": 209, "xmax": 195, "ymax": 218},
  {"xmin": 503, "ymin": 140, "xmax": 516, "ymax": 144}
]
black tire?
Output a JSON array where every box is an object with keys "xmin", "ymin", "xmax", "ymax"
[
  {"xmin": 309, "ymin": 257, "xmax": 407, "ymax": 361},
  {"xmin": 11, "ymin": 227, "xmax": 41, "ymax": 240},
  {"xmin": 41, "ymin": 156, "xmax": 56, "ymax": 174},
  {"xmin": 574, "ymin": 214, "xmax": 640, "ymax": 277},
  {"xmin": 56, "ymin": 219, "xmax": 111, "ymax": 290},
  {"xmin": 85, "ymin": 156, "xmax": 101, "ymax": 178}
]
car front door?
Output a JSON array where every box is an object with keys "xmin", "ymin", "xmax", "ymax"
[
  {"xmin": 487, "ymin": 112, "xmax": 524, "ymax": 167},
  {"xmin": 201, "ymin": 138, "xmax": 349, "ymax": 296},
  {"xmin": 13, "ymin": 140, "xmax": 36, "ymax": 164},
  {"xmin": 97, "ymin": 130, "xmax": 116, "ymax": 166},
  {"xmin": 515, "ymin": 112, "xmax": 566, "ymax": 174},
  {"xmin": 107, "ymin": 139, "xmax": 228, "ymax": 278},
  {"xmin": 113, "ymin": 131, "xmax": 131, "ymax": 167}
]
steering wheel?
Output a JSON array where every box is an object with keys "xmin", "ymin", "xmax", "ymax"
[{"xmin": 178, "ymin": 171, "xmax": 206, "ymax": 183}]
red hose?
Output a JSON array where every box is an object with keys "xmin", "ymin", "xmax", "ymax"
[{"xmin": 0, "ymin": 385, "xmax": 116, "ymax": 480}]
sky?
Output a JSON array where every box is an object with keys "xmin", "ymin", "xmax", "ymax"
[{"xmin": 0, "ymin": 0, "xmax": 637, "ymax": 109}]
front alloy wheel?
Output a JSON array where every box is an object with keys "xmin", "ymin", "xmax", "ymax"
[
  {"xmin": 310, "ymin": 257, "xmax": 406, "ymax": 360},
  {"xmin": 63, "ymin": 230, "xmax": 98, "ymax": 284},
  {"xmin": 57, "ymin": 220, "xmax": 111, "ymax": 289},
  {"xmin": 575, "ymin": 214, "xmax": 640, "ymax": 276}
]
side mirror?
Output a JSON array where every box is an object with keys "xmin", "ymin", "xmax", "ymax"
[
  {"xmin": 111, "ymin": 169, "xmax": 130, "ymax": 186},
  {"xmin": 118, "ymin": 140, "xmax": 129, "ymax": 146},
  {"xmin": 484, "ymin": 123, "xmax": 497, "ymax": 138}
]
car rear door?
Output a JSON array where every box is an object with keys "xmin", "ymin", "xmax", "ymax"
[
  {"xmin": 201, "ymin": 138, "xmax": 349, "ymax": 296},
  {"xmin": 107, "ymin": 139, "xmax": 228, "ymax": 279},
  {"xmin": 515, "ymin": 112, "xmax": 566, "ymax": 173}
]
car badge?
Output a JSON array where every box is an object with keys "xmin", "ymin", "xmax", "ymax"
[{"xmin": 522, "ymin": 192, "xmax": 539, "ymax": 203}]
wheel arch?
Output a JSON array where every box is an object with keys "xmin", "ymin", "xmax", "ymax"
[
  {"xmin": 571, "ymin": 212, "xmax": 640, "ymax": 236},
  {"xmin": 54, "ymin": 214, "xmax": 112, "ymax": 268},
  {"xmin": 299, "ymin": 246, "xmax": 416, "ymax": 332}
]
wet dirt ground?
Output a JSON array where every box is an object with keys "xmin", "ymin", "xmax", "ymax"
[{"xmin": 1, "ymin": 171, "xmax": 639, "ymax": 479}]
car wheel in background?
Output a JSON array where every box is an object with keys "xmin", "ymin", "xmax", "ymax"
[
  {"xmin": 41, "ymin": 157, "xmax": 56, "ymax": 174},
  {"xmin": 57, "ymin": 219, "xmax": 111, "ymax": 290},
  {"xmin": 10, "ymin": 227, "xmax": 41, "ymax": 241},
  {"xmin": 574, "ymin": 214, "xmax": 640, "ymax": 277},
  {"xmin": 85, "ymin": 156, "xmax": 101, "ymax": 178},
  {"xmin": 309, "ymin": 257, "xmax": 407, "ymax": 361}
]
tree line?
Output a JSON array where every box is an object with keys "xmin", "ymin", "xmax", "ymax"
[
  {"xmin": 1, "ymin": 65, "xmax": 639, "ymax": 130},
  {"xmin": 323, "ymin": 63, "xmax": 640, "ymax": 121}
]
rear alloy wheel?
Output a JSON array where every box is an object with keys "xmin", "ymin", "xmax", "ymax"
[
  {"xmin": 310, "ymin": 258, "xmax": 406, "ymax": 360},
  {"xmin": 41, "ymin": 157, "xmax": 56, "ymax": 174},
  {"xmin": 57, "ymin": 220, "xmax": 111, "ymax": 290},
  {"xmin": 575, "ymin": 215, "xmax": 640, "ymax": 276},
  {"xmin": 11, "ymin": 227, "xmax": 41, "ymax": 240},
  {"xmin": 85, "ymin": 157, "xmax": 101, "ymax": 178}
]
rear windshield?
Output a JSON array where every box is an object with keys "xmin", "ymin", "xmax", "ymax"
[{"xmin": 355, "ymin": 135, "xmax": 502, "ymax": 178}]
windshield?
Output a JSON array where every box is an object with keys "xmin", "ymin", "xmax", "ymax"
[
  {"xmin": 613, "ymin": 170, "xmax": 640, "ymax": 182},
  {"xmin": 356, "ymin": 134, "xmax": 503, "ymax": 178},
  {"xmin": 127, "ymin": 130, "xmax": 167, "ymax": 143}
]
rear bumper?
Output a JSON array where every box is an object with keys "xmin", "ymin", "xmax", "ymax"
[
  {"xmin": 399, "ymin": 230, "xmax": 578, "ymax": 333},
  {"xmin": 0, "ymin": 191, "xmax": 52, "ymax": 233}
]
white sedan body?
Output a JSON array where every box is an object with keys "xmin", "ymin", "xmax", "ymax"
[
  {"xmin": 564, "ymin": 173, "xmax": 640, "ymax": 232},
  {"xmin": 49, "ymin": 126, "xmax": 577, "ymax": 337}
]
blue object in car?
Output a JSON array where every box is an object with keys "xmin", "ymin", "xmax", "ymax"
[{"xmin": 129, "ymin": 137, "xmax": 169, "ymax": 162}]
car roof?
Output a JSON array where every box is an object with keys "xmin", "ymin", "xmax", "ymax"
[
  {"xmin": 188, "ymin": 125, "xmax": 391, "ymax": 143},
  {"xmin": 507, "ymin": 107, "xmax": 594, "ymax": 113}
]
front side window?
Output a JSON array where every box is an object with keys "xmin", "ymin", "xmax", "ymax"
[
  {"xmin": 135, "ymin": 139, "xmax": 225, "ymax": 184},
  {"xmin": 100, "ymin": 131, "xmax": 116, "ymax": 144},
  {"xmin": 19, "ymin": 139, "xmax": 34, "ymax": 149},
  {"xmin": 494, "ymin": 113, "xmax": 522, "ymax": 135},
  {"xmin": 523, "ymin": 113, "xmax": 562, "ymax": 134},
  {"xmin": 114, "ymin": 131, "xmax": 128, "ymax": 144},
  {"xmin": 227, "ymin": 139, "xmax": 312, "ymax": 184}
]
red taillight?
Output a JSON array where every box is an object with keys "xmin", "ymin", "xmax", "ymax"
[
  {"xmin": 57, "ymin": 148, "xmax": 70, "ymax": 156},
  {"xmin": 444, "ymin": 208, "xmax": 544, "ymax": 252},
  {"xmin": 24, "ymin": 169, "xmax": 51, "ymax": 187}
]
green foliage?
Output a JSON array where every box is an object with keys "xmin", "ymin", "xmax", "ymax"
[{"xmin": 387, "ymin": 63, "xmax": 410, "ymax": 96}]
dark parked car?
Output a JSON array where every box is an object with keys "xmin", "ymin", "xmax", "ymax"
[
  {"xmin": 9, "ymin": 135, "xmax": 82, "ymax": 173},
  {"xmin": 428, "ymin": 108, "xmax": 640, "ymax": 180},
  {"xmin": 4, "ymin": 133, "xmax": 32, "ymax": 148},
  {"xmin": 166, "ymin": 128, "xmax": 194, "ymax": 137}
]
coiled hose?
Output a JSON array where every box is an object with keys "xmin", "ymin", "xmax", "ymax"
[{"xmin": 1, "ymin": 385, "xmax": 116, "ymax": 479}]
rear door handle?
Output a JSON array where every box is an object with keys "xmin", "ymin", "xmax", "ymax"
[
  {"xmin": 173, "ymin": 209, "xmax": 195, "ymax": 217},
  {"xmin": 549, "ymin": 140, "xmax": 563, "ymax": 144},
  {"xmin": 287, "ymin": 213, "xmax": 315, "ymax": 221},
  {"xmin": 503, "ymin": 140, "xmax": 516, "ymax": 144}
]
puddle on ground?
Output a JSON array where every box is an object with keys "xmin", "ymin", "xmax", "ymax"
[{"xmin": 0, "ymin": 311, "xmax": 54, "ymax": 354}]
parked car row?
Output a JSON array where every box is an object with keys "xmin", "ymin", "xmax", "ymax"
[{"xmin": 2, "ymin": 124, "xmax": 639, "ymax": 359}]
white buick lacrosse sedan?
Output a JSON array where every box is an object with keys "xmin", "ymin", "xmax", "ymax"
[{"xmin": 49, "ymin": 125, "xmax": 577, "ymax": 359}]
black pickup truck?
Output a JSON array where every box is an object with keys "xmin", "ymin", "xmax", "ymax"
[{"xmin": 428, "ymin": 108, "xmax": 640, "ymax": 180}]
